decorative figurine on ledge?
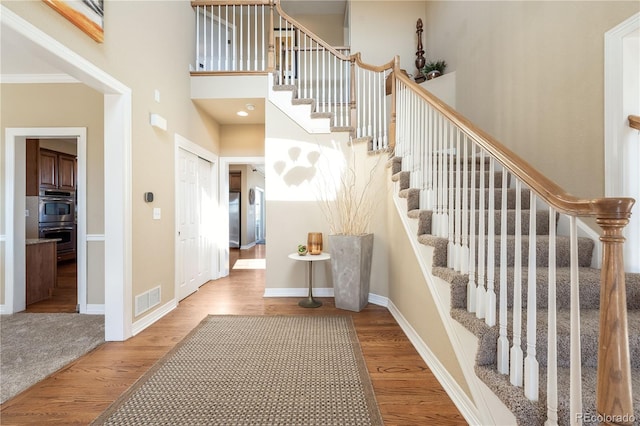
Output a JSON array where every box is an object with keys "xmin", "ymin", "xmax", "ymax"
[{"xmin": 414, "ymin": 18, "xmax": 426, "ymax": 83}]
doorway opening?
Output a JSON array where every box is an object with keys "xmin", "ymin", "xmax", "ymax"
[{"xmin": 25, "ymin": 137, "xmax": 79, "ymax": 313}]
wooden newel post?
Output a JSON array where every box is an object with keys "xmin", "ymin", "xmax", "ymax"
[{"xmin": 595, "ymin": 198, "xmax": 635, "ymax": 425}]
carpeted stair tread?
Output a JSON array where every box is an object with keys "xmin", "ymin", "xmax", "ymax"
[
  {"xmin": 389, "ymin": 157, "xmax": 402, "ymax": 175},
  {"xmin": 475, "ymin": 364, "xmax": 640, "ymax": 426},
  {"xmin": 469, "ymin": 209, "xmax": 551, "ymax": 235},
  {"xmin": 467, "ymin": 187, "xmax": 532, "ymax": 209},
  {"xmin": 439, "ymin": 266, "xmax": 640, "ymax": 311},
  {"xmin": 451, "ymin": 308, "xmax": 640, "ymax": 368},
  {"xmin": 391, "ymin": 171, "xmax": 411, "ymax": 191},
  {"xmin": 419, "ymin": 235, "xmax": 594, "ymax": 268},
  {"xmin": 452, "ymin": 307, "xmax": 640, "ymax": 368}
]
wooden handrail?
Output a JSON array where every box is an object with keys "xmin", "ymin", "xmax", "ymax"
[
  {"xmin": 393, "ymin": 67, "xmax": 635, "ymax": 218},
  {"xmin": 629, "ymin": 115, "xmax": 640, "ymax": 130},
  {"xmin": 352, "ymin": 52, "xmax": 395, "ymax": 73},
  {"xmin": 273, "ymin": 1, "xmax": 351, "ymax": 61}
]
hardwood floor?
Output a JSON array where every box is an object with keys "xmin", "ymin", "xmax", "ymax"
[{"xmin": 1, "ymin": 245, "xmax": 467, "ymax": 425}]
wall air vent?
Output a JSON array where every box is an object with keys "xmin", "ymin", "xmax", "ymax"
[{"xmin": 135, "ymin": 285, "xmax": 161, "ymax": 316}]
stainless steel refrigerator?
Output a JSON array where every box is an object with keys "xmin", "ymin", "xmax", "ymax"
[{"xmin": 229, "ymin": 191, "xmax": 240, "ymax": 248}]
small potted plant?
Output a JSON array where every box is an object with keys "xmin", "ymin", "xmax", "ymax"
[{"xmin": 422, "ymin": 60, "xmax": 447, "ymax": 80}]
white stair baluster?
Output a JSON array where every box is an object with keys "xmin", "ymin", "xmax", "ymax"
[
  {"xmin": 545, "ymin": 206, "xmax": 558, "ymax": 426},
  {"xmin": 239, "ymin": 5, "xmax": 243, "ymax": 71},
  {"xmin": 497, "ymin": 167, "xmax": 509, "ymax": 374},
  {"xmin": 454, "ymin": 129, "xmax": 462, "ymax": 272},
  {"xmin": 524, "ymin": 192, "xmax": 539, "ymax": 401},
  {"xmin": 460, "ymin": 133, "xmax": 469, "ymax": 276},
  {"xmin": 467, "ymin": 146, "xmax": 477, "ymax": 313},
  {"xmin": 510, "ymin": 179, "xmax": 524, "ymax": 387},
  {"xmin": 425, "ymin": 106, "xmax": 434, "ymax": 210},
  {"xmin": 447, "ymin": 123, "xmax": 455, "ymax": 268},
  {"xmin": 569, "ymin": 216, "xmax": 583, "ymax": 425},
  {"xmin": 485, "ymin": 156, "xmax": 496, "ymax": 326},
  {"xmin": 441, "ymin": 119, "xmax": 449, "ymax": 238},
  {"xmin": 475, "ymin": 150, "xmax": 486, "ymax": 319}
]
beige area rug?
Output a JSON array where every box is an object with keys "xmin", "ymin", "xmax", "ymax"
[
  {"xmin": 0, "ymin": 313, "xmax": 105, "ymax": 403},
  {"xmin": 93, "ymin": 315, "xmax": 383, "ymax": 425},
  {"xmin": 232, "ymin": 258, "xmax": 266, "ymax": 270}
]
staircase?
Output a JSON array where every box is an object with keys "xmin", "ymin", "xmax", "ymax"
[
  {"xmin": 390, "ymin": 154, "xmax": 640, "ymax": 425},
  {"xmin": 191, "ymin": 2, "xmax": 637, "ymax": 422}
]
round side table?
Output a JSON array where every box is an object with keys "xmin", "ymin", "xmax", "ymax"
[{"xmin": 288, "ymin": 252, "xmax": 331, "ymax": 308}]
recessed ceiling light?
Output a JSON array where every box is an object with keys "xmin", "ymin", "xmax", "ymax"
[
  {"xmin": 237, "ymin": 111, "xmax": 248, "ymax": 117},
  {"xmin": 246, "ymin": 103, "xmax": 255, "ymax": 111}
]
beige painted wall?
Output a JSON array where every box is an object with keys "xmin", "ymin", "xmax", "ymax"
[
  {"xmin": 0, "ymin": 83, "xmax": 104, "ymax": 305},
  {"xmin": 264, "ymin": 102, "xmax": 389, "ymax": 297},
  {"xmin": 2, "ymin": 1, "xmax": 220, "ymax": 318},
  {"xmin": 289, "ymin": 14, "xmax": 345, "ymax": 46},
  {"xmin": 349, "ymin": 1, "xmax": 427, "ymax": 74},
  {"xmin": 423, "ymin": 1, "xmax": 639, "ymax": 199},
  {"xmin": 220, "ymin": 124, "xmax": 265, "ymax": 157},
  {"xmin": 386, "ymin": 188, "xmax": 472, "ymax": 399}
]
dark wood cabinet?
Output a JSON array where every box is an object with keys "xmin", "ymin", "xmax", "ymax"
[
  {"xmin": 39, "ymin": 148, "xmax": 76, "ymax": 191},
  {"xmin": 26, "ymin": 240, "xmax": 57, "ymax": 305},
  {"xmin": 58, "ymin": 154, "xmax": 76, "ymax": 191},
  {"xmin": 39, "ymin": 149, "xmax": 58, "ymax": 189}
]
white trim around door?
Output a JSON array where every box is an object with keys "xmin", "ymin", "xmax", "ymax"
[
  {"xmin": 1, "ymin": 6, "xmax": 132, "ymax": 341},
  {"xmin": 4, "ymin": 128, "xmax": 88, "ymax": 315},
  {"xmin": 219, "ymin": 156, "xmax": 265, "ymax": 277}
]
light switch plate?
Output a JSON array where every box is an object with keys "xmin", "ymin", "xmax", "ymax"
[
  {"xmin": 25, "ymin": 209, "xmax": 29, "ymax": 217},
  {"xmin": 153, "ymin": 208, "xmax": 161, "ymax": 220}
]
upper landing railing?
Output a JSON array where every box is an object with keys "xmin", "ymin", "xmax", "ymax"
[{"xmin": 191, "ymin": 0, "xmax": 392, "ymax": 149}]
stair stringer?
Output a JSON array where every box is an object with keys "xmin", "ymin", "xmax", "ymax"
[
  {"xmin": 267, "ymin": 73, "xmax": 332, "ymax": 134},
  {"xmin": 390, "ymin": 187, "xmax": 516, "ymax": 425}
]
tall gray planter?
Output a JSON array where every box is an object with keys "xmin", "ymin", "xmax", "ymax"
[{"xmin": 328, "ymin": 233, "xmax": 374, "ymax": 312}]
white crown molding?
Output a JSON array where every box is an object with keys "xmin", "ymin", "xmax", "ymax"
[{"xmin": 0, "ymin": 73, "xmax": 80, "ymax": 84}]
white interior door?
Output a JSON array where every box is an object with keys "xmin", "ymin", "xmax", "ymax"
[
  {"xmin": 197, "ymin": 157, "xmax": 213, "ymax": 286},
  {"xmin": 178, "ymin": 148, "xmax": 199, "ymax": 300}
]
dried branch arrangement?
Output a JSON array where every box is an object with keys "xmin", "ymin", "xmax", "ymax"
[{"xmin": 315, "ymin": 142, "xmax": 383, "ymax": 236}]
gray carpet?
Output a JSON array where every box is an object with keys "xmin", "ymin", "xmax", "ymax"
[
  {"xmin": 92, "ymin": 315, "xmax": 383, "ymax": 426},
  {"xmin": 0, "ymin": 313, "xmax": 105, "ymax": 403}
]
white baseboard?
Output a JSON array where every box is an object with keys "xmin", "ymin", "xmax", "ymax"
[
  {"xmin": 131, "ymin": 299, "xmax": 177, "ymax": 336},
  {"xmin": 263, "ymin": 288, "xmax": 388, "ymax": 308},
  {"xmin": 387, "ymin": 300, "xmax": 483, "ymax": 425},
  {"xmin": 368, "ymin": 293, "xmax": 388, "ymax": 307},
  {"xmin": 0, "ymin": 304, "xmax": 9, "ymax": 314},
  {"xmin": 240, "ymin": 242, "xmax": 256, "ymax": 250},
  {"xmin": 85, "ymin": 304, "xmax": 105, "ymax": 315}
]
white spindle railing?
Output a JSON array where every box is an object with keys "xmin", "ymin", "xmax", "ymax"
[
  {"xmin": 195, "ymin": 4, "xmax": 268, "ymax": 72},
  {"xmin": 195, "ymin": 2, "xmax": 395, "ymax": 143},
  {"xmin": 392, "ymin": 74, "xmax": 610, "ymax": 424}
]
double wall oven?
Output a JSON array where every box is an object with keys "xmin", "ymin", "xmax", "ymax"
[{"xmin": 38, "ymin": 189, "xmax": 76, "ymax": 261}]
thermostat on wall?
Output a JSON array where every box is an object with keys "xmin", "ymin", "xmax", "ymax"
[{"xmin": 144, "ymin": 192, "xmax": 154, "ymax": 202}]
